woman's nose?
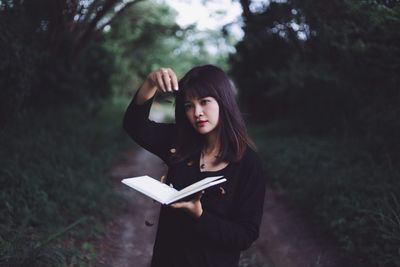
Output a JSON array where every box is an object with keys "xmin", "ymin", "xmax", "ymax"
[{"xmin": 194, "ymin": 105, "xmax": 203, "ymax": 117}]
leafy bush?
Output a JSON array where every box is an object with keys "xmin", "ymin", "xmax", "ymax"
[
  {"xmin": 231, "ymin": 0, "xmax": 400, "ymax": 165},
  {"xmin": 0, "ymin": 4, "xmax": 114, "ymax": 123},
  {"xmin": 251, "ymin": 122, "xmax": 400, "ymax": 267},
  {"xmin": 0, "ymin": 100, "xmax": 130, "ymax": 266},
  {"xmin": 0, "ymin": 9, "xmax": 37, "ymax": 124}
]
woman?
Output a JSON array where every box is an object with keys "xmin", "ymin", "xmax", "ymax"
[{"xmin": 123, "ymin": 64, "xmax": 266, "ymax": 267}]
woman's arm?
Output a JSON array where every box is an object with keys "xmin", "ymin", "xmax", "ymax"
[{"xmin": 123, "ymin": 68, "xmax": 179, "ymax": 162}]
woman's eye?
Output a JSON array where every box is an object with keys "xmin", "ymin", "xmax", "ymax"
[
  {"xmin": 184, "ymin": 104, "xmax": 193, "ymax": 110},
  {"xmin": 200, "ymin": 99, "xmax": 209, "ymax": 105}
]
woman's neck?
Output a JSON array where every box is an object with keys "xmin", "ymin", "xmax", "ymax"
[{"xmin": 204, "ymin": 130, "xmax": 219, "ymax": 155}]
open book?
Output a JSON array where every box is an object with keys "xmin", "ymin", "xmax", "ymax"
[{"xmin": 121, "ymin": 175, "xmax": 226, "ymax": 205}]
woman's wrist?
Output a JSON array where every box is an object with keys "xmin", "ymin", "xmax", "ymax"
[{"xmin": 134, "ymin": 79, "xmax": 157, "ymax": 105}]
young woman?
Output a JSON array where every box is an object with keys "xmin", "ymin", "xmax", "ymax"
[{"xmin": 123, "ymin": 64, "xmax": 266, "ymax": 267}]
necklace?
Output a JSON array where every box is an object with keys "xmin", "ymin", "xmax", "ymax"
[
  {"xmin": 200, "ymin": 162, "xmax": 206, "ymax": 169},
  {"xmin": 200, "ymin": 151, "xmax": 217, "ymax": 170},
  {"xmin": 200, "ymin": 151, "xmax": 206, "ymax": 169}
]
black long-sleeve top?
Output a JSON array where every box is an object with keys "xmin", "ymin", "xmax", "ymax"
[{"xmin": 123, "ymin": 94, "xmax": 266, "ymax": 267}]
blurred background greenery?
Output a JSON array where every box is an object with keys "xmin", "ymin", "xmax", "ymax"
[{"xmin": 0, "ymin": 0, "xmax": 399, "ymax": 266}]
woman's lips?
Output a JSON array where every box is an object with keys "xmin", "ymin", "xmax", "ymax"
[{"xmin": 196, "ymin": 120, "xmax": 207, "ymax": 127}]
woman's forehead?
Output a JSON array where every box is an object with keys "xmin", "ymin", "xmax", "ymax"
[
  {"xmin": 181, "ymin": 83, "xmax": 219, "ymax": 103},
  {"xmin": 183, "ymin": 88, "xmax": 199, "ymax": 99},
  {"xmin": 184, "ymin": 94, "xmax": 213, "ymax": 102},
  {"xmin": 182, "ymin": 84, "xmax": 212, "ymax": 98}
]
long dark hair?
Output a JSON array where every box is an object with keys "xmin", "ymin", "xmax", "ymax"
[{"xmin": 173, "ymin": 64, "xmax": 254, "ymax": 163}]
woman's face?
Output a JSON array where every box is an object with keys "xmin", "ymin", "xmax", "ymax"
[{"xmin": 183, "ymin": 95, "xmax": 220, "ymax": 135}]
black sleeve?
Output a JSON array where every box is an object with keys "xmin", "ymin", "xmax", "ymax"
[
  {"xmin": 193, "ymin": 152, "xmax": 266, "ymax": 251},
  {"xmin": 122, "ymin": 93, "xmax": 176, "ymax": 163}
]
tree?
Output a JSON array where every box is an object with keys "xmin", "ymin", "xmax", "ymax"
[
  {"xmin": 103, "ymin": 0, "xmax": 234, "ymax": 97},
  {"xmin": 0, "ymin": 0, "xmax": 145, "ymax": 121},
  {"xmin": 3, "ymin": 0, "xmax": 146, "ymax": 61},
  {"xmin": 230, "ymin": 1, "xmax": 400, "ymax": 265}
]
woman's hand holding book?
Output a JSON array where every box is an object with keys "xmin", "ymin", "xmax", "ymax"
[{"xmin": 170, "ymin": 191, "xmax": 204, "ymax": 219}]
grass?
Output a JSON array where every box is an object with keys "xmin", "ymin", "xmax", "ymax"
[
  {"xmin": 249, "ymin": 120, "xmax": 400, "ymax": 267},
  {"xmin": 0, "ymin": 97, "xmax": 132, "ymax": 266},
  {"xmin": 239, "ymin": 247, "xmax": 274, "ymax": 267},
  {"xmin": 12, "ymin": 96, "xmax": 394, "ymax": 266}
]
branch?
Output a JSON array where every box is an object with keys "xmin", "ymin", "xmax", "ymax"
[
  {"xmin": 69, "ymin": 2, "xmax": 87, "ymax": 35},
  {"xmin": 71, "ymin": 0, "xmax": 117, "ymax": 60},
  {"xmin": 70, "ymin": 0, "xmax": 106, "ymax": 37},
  {"xmin": 80, "ymin": 0, "xmax": 103, "ymax": 26},
  {"xmin": 48, "ymin": 0, "xmax": 67, "ymax": 54},
  {"xmin": 72, "ymin": 0, "xmax": 144, "ymax": 60},
  {"xmin": 239, "ymin": 0, "xmax": 255, "ymax": 29},
  {"xmin": 97, "ymin": 0, "xmax": 146, "ymax": 30}
]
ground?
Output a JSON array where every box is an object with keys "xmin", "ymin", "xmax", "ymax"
[{"xmin": 95, "ymin": 147, "xmax": 351, "ymax": 267}]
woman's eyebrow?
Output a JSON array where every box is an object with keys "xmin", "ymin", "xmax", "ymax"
[{"xmin": 184, "ymin": 96, "xmax": 209, "ymax": 103}]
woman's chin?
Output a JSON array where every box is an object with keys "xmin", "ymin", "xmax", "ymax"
[
  {"xmin": 196, "ymin": 129, "xmax": 210, "ymax": 135},
  {"xmin": 194, "ymin": 125, "xmax": 218, "ymax": 135}
]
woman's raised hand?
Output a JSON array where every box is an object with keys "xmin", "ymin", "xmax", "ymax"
[
  {"xmin": 146, "ymin": 67, "xmax": 179, "ymax": 93},
  {"xmin": 134, "ymin": 67, "xmax": 178, "ymax": 105}
]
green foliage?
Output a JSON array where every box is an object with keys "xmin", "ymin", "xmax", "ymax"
[
  {"xmin": 233, "ymin": 1, "xmax": 400, "ymax": 110},
  {"xmin": 231, "ymin": 0, "xmax": 400, "ymax": 157},
  {"xmin": 251, "ymin": 122, "xmax": 400, "ymax": 267},
  {"xmin": 1, "ymin": 0, "xmax": 234, "ymax": 121},
  {"xmin": 103, "ymin": 0, "xmax": 232, "ymax": 97},
  {"xmin": 234, "ymin": 3, "xmax": 400, "ymax": 263},
  {"xmin": 0, "ymin": 100, "xmax": 130, "ymax": 266},
  {"xmin": 103, "ymin": 1, "xmax": 179, "ymax": 96},
  {"xmin": 0, "ymin": 1, "xmax": 115, "ymax": 121},
  {"xmin": 0, "ymin": 6, "xmax": 37, "ymax": 124},
  {"xmin": 23, "ymin": 37, "xmax": 113, "ymax": 111}
]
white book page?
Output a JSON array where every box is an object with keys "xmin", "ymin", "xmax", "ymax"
[
  {"xmin": 177, "ymin": 176, "xmax": 224, "ymax": 196},
  {"xmin": 121, "ymin": 176, "xmax": 178, "ymax": 204},
  {"xmin": 165, "ymin": 176, "xmax": 226, "ymax": 204}
]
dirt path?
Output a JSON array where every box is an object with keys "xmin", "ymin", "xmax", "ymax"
[
  {"xmin": 95, "ymin": 148, "xmax": 167, "ymax": 267},
  {"xmin": 253, "ymin": 188, "xmax": 351, "ymax": 267},
  {"xmin": 95, "ymin": 147, "xmax": 351, "ymax": 267}
]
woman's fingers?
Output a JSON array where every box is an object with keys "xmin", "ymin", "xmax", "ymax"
[
  {"xmin": 147, "ymin": 67, "xmax": 178, "ymax": 93},
  {"xmin": 170, "ymin": 202, "xmax": 187, "ymax": 209},
  {"xmin": 167, "ymin": 68, "xmax": 179, "ymax": 91},
  {"xmin": 161, "ymin": 68, "xmax": 172, "ymax": 92},
  {"xmin": 194, "ymin": 191, "xmax": 205, "ymax": 201},
  {"xmin": 156, "ymin": 71, "xmax": 167, "ymax": 92},
  {"xmin": 170, "ymin": 194, "xmax": 203, "ymax": 218},
  {"xmin": 160, "ymin": 175, "xmax": 166, "ymax": 183},
  {"xmin": 170, "ymin": 191, "xmax": 204, "ymax": 209}
]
